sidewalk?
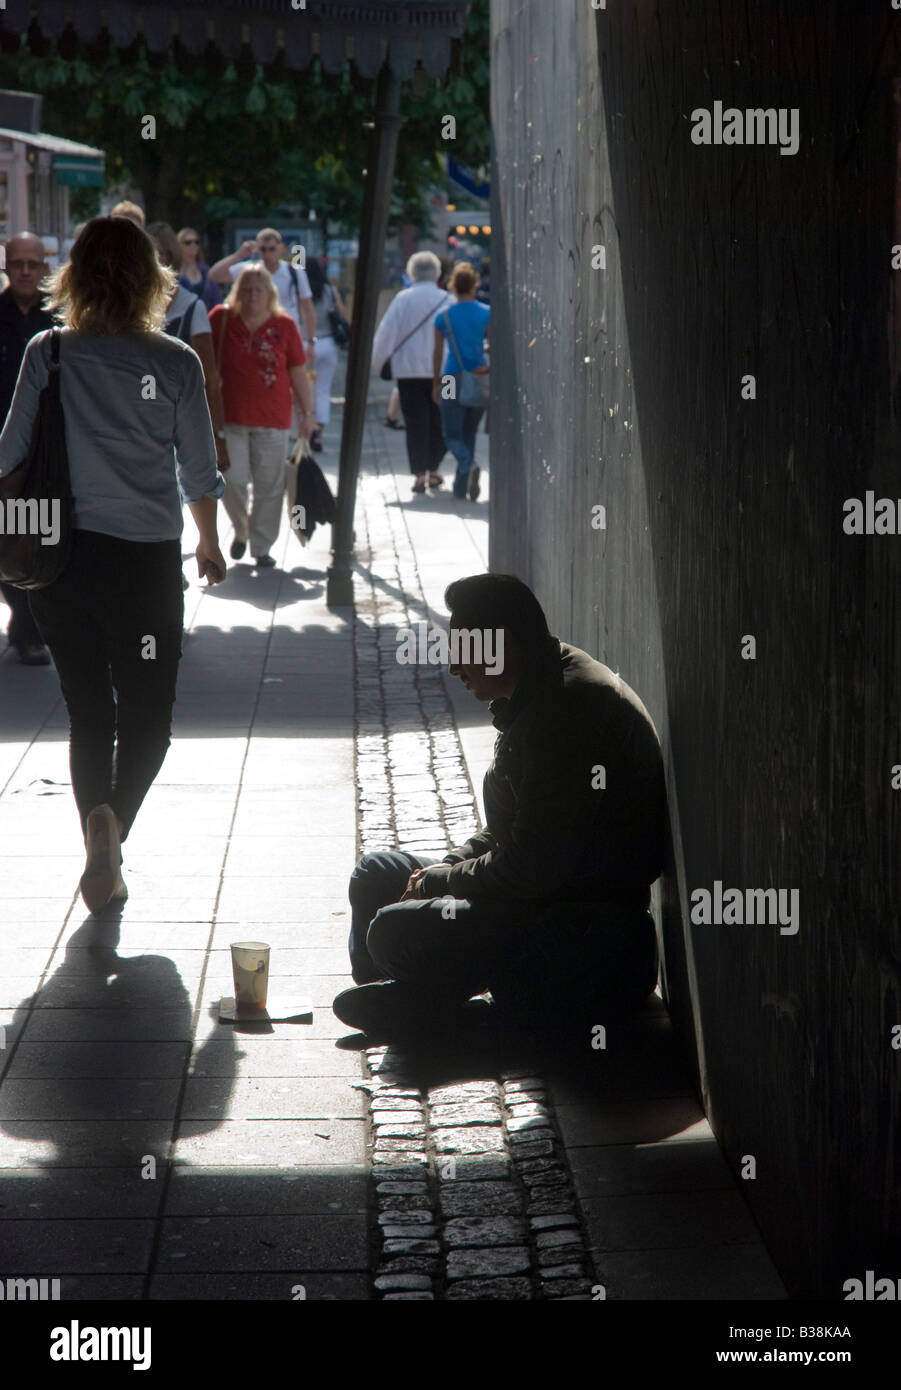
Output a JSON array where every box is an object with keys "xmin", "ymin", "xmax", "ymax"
[
  {"xmin": 0, "ymin": 401, "xmax": 364, "ymax": 1299},
  {"xmin": 0, "ymin": 365, "xmax": 786, "ymax": 1301}
]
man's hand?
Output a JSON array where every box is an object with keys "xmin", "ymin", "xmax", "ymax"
[
  {"xmin": 215, "ymin": 437, "xmax": 230, "ymax": 472},
  {"xmin": 400, "ymin": 863, "xmax": 453, "ymax": 901},
  {"xmin": 399, "ymin": 868, "xmax": 428, "ymax": 901}
]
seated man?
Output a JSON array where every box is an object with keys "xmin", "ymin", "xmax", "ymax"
[{"xmin": 333, "ymin": 573, "xmax": 666, "ymax": 1038}]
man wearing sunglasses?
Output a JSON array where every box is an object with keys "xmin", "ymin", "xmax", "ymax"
[{"xmin": 0, "ymin": 232, "xmax": 53, "ymax": 665}]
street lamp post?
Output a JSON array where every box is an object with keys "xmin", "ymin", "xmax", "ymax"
[{"xmin": 327, "ymin": 63, "xmax": 403, "ymax": 607}]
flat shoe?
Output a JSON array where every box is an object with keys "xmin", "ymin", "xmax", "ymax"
[
  {"xmin": 80, "ymin": 805, "xmax": 121, "ymax": 914},
  {"xmin": 428, "ymin": 473, "xmax": 444, "ymax": 489},
  {"xmin": 411, "ymin": 479, "xmax": 426, "ymax": 494}
]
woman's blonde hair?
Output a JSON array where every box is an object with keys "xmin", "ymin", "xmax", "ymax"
[
  {"xmin": 226, "ymin": 265, "xmax": 282, "ymax": 318},
  {"xmin": 44, "ymin": 216, "xmax": 175, "ymax": 334}
]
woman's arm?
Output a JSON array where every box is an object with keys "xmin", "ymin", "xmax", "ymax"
[
  {"xmin": 187, "ymin": 494, "xmax": 226, "ymax": 585},
  {"xmin": 289, "ymin": 364, "xmax": 316, "ymax": 438},
  {"xmin": 370, "ymin": 299, "xmax": 398, "ymax": 373},
  {"xmin": 176, "ymin": 353, "xmax": 227, "ymax": 585},
  {"xmin": 190, "ymin": 331, "xmax": 229, "ymax": 471}
]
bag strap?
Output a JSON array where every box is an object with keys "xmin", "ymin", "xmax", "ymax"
[
  {"xmin": 392, "ymin": 291, "xmax": 450, "ymax": 357},
  {"xmin": 49, "ymin": 327, "xmax": 61, "ymax": 370},
  {"xmin": 288, "ymin": 263, "xmax": 300, "ymax": 301},
  {"xmin": 442, "ymin": 306, "xmax": 467, "ymax": 373},
  {"xmin": 182, "ymin": 297, "xmax": 197, "ymax": 342}
]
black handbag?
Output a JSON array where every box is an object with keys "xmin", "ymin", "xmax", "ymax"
[
  {"xmin": 380, "ymin": 292, "xmax": 450, "ymax": 381},
  {"xmin": 0, "ymin": 329, "xmax": 73, "ymax": 589}
]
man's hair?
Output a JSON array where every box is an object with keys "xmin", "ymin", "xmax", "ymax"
[
  {"xmin": 110, "ymin": 200, "xmax": 145, "ymax": 228},
  {"xmin": 449, "ymin": 261, "xmax": 479, "ymax": 296},
  {"xmin": 44, "ymin": 215, "xmax": 174, "ymax": 334},
  {"xmin": 226, "ymin": 264, "xmax": 282, "ymax": 318},
  {"xmin": 444, "ymin": 573, "xmax": 551, "ymax": 650},
  {"xmin": 406, "ymin": 250, "xmax": 441, "ymax": 282},
  {"xmin": 146, "ymin": 221, "xmax": 182, "ymax": 272},
  {"xmin": 256, "ymin": 227, "xmax": 283, "ymax": 246}
]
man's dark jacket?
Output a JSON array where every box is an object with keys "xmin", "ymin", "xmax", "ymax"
[
  {"xmin": 0, "ymin": 287, "xmax": 54, "ymax": 423},
  {"xmin": 418, "ymin": 637, "xmax": 665, "ymax": 908}
]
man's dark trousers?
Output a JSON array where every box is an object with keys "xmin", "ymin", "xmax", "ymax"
[
  {"xmin": 348, "ymin": 850, "xmax": 659, "ymax": 1014},
  {"xmin": 0, "ymin": 286, "xmax": 55, "ymax": 655}
]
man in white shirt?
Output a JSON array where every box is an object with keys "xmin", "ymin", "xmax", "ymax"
[{"xmin": 210, "ymin": 227, "xmax": 317, "ymax": 363}]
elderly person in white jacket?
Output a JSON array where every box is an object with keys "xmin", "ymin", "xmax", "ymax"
[{"xmin": 371, "ymin": 251, "xmax": 451, "ymax": 493}]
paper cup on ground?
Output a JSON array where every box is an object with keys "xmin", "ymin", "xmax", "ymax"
[{"xmin": 230, "ymin": 942, "xmax": 270, "ymax": 1010}]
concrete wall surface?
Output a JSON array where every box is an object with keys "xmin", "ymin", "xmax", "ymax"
[{"xmin": 490, "ymin": 0, "xmax": 901, "ymax": 1296}]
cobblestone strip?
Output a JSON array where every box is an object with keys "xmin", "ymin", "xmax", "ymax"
[{"xmin": 352, "ymin": 413, "xmax": 595, "ymax": 1300}]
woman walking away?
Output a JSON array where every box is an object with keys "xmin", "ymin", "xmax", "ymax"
[
  {"xmin": 304, "ymin": 257, "xmax": 350, "ymax": 452},
  {"xmin": 371, "ymin": 251, "xmax": 450, "ymax": 494},
  {"xmin": 177, "ymin": 226, "xmax": 223, "ymax": 312},
  {"xmin": 433, "ymin": 262, "xmax": 490, "ymax": 501},
  {"xmin": 210, "ymin": 266, "xmax": 316, "ymax": 568},
  {"xmin": 0, "ymin": 215, "xmax": 227, "ymax": 913}
]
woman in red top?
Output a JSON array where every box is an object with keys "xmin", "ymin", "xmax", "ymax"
[{"xmin": 210, "ymin": 266, "xmax": 315, "ymax": 567}]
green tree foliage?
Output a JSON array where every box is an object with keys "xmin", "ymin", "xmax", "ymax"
[{"xmin": 0, "ymin": 0, "xmax": 489, "ymax": 245}]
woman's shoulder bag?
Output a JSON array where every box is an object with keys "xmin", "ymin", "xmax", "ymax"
[
  {"xmin": 0, "ymin": 328, "xmax": 73, "ymax": 589},
  {"xmin": 441, "ymin": 304, "xmax": 490, "ymax": 410}
]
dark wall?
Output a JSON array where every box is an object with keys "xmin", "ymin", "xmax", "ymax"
[{"xmin": 490, "ymin": 0, "xmax": 901, "ymax": 1296}]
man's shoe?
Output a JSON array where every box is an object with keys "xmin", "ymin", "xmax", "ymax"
[
  {"xmin": 80, "ymin": 805, "xmax": 121, "ymax": 914},
  {"xmin": 19, "ymin": 644, "xmax": 51, "ymax": 666},
  {"xmin": 254, "ymin": 554, "xmax": 276, "ymax": 569},
  {"xmin": 230, "ymin": 540, "xmax": 246, "ymax": 560},
  {"xmin": 333, "ymin": 981, "xmax": 485, "ymax": 1039},
  {"xmin": 310, "ymin": 428, "xmax": 323, "ymax": 452},
  {"xmin": 385, "ymin": 416, "xmax": 405, "ymax": 430},
  {"xmin": 467, "ymin": 466, "xmax": 481, "ymax": 501}
]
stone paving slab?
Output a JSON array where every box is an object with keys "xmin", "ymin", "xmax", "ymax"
[
  {"xmin": 156, "ymin": 1213, "xmax": 367, "ymax": 1271},
  {"xmin": 162, "ymin": 1168, "xmax": 368, "ymax": 1216},
  {"xmin": 147, "ymin": 1272, "xmax": 369, "ymax": 1300}
]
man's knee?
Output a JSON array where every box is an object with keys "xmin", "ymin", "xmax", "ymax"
[
  {"xmin": 348, "ymin": 850, "xmax": 409, "ymax": 903},
  {"xmin": 364, "ymin": 905, "xmax": 408, "ymax": 976}
]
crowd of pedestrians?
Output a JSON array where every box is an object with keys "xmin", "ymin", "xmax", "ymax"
[{"xmin": 0, "ymin": 206, "xmax": 487, "ymax": 916}]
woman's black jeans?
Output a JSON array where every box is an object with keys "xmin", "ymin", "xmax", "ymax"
[{"xmin": 29, "ymin": 528, "xmax": 184, "ymax": 842}]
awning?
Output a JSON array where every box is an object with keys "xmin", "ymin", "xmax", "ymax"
[
  {"xmin": 0, "ymin": 127, "xmax": 106, "ymax": 186},
  {"xmin": 52, "ymin": 156, "xmax": 105, "ymax": 188},
  {"xmin": 0, "ymin": 0, "xmax": 470, "ymax": 80}
]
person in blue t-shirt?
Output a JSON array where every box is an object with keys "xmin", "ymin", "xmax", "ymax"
[{"xmin": 432, "ymin": 262, "xmax": 490, "ymax": 500}]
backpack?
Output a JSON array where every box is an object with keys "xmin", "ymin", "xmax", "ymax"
[{"xmin": 164, "ymin": 296, "xmax": 198, "ymax": 343}]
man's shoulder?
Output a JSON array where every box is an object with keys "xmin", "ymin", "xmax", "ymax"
[{"xmin": 558, "ymin": 643, "xmax": 658, "ymax": 729}]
